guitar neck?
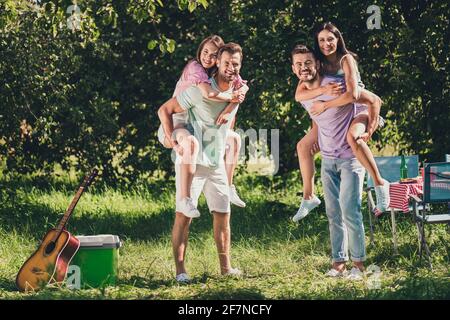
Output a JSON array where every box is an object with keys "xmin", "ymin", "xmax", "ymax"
[
  {"xmin": 54, "ymin": 186, "xmax": 85, "ymax": 239},
  {"xmin": 51, "ymin": 169, "xmax": 98, "ymax": 242}
]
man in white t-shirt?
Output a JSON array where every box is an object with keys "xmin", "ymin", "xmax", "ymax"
[{"xmin": 158, "ymin": 43, "xmax": 244, "ymax": 282}]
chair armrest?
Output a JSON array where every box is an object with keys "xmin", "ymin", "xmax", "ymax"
[
  {"xmin": 409, "ymin": 194, "xmax": 422, "ymax": 203},
  {"xmin": 409, "ymin": 194, "xmax": 427, "ymax": 219}
]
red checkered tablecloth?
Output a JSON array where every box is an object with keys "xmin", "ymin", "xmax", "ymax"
[{"xmin": 388, "ymin": 180, "xmax": 423, "ymax": 212}]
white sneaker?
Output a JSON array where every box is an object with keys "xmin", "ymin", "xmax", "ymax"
[
  {"xmin": 229, "ymin": 185, "xmax": 246, "ymax": 208},
  {"xmin": 374, "ymin": 179, "xmax": 390, "ymax": 215},
  {"xmin": 223, "ymin": 267, "xmax": 242, "ymax": 277},
  {"xmin": 178, "ymin": 197, "xmax": 200, "ymax": 218},
  {"xmin": 175, "ymin": 273, "xmax": 191, "ymax": 283},
  {"xmin": 325, "ymin": 268, "xmax": 348, "ymax": 278},
  {"xmin": 346, "ymin": 267, "xmax": 364, "ymax": 281},
  {"xmin": 292, "ymin": 195, "xmax": 321, "ymax": 222}
]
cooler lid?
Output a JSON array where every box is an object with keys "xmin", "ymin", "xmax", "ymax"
[{"xmin": 75, "ymin": 234, "xmax": 122, "ymax": 248}]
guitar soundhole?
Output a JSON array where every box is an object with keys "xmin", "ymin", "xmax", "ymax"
[
  {"xmin": 44, "ymin": 242, "xmax": 56, "ymax": 256},
  {"xmin": 32, "ymin": 267, "xmax": 43, "ymax": 274}
]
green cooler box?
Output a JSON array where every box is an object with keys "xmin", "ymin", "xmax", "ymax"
[{"xmin": 69, "ymin": 234, "xmax": 122, "ymax": 289}]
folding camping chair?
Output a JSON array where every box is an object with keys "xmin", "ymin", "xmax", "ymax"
[
  {"xmin": 410, "ymin": 162, "xmax": 450, "ymax": 268},
  {"xmin": 366, "ymin": 155, "xmax": 420, "ymax": 253}
]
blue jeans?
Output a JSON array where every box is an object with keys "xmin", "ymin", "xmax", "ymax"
[{"xmin": 321, "ymin": 158, "xmax": 366, "ymax": 263}]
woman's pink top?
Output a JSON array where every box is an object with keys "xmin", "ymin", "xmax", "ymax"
[{"xmin": 172, "ymin": 60, "xmax": 246, "ymax": 97}]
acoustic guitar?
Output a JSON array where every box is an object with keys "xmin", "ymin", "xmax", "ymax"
[{"xmin": 16, "ymin": 169, "xmax": 98, "ymax": 292}]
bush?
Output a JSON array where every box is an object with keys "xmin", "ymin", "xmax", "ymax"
[{"xmin": 0, "ymin": 0, "xmax": 448, "ymax": 183}]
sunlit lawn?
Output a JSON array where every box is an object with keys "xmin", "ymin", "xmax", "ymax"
[{"xmin": 0, "ymin": 173, "xmax": 449, "ymax": 299}]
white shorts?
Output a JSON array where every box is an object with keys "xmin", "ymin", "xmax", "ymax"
[
  {"xmin": 157, "ymin": 112, "xmax": 189, "ymax": 146},
  {"xmin": 175, "ymin": 157, "xmax": 230, "ymax": 214}
]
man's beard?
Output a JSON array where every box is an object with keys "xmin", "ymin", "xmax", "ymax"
[
  {"xmin": 299, "ymin": 70, "xmax": 318, "ymax": 83},
  {"xmin": 219, "ymin": 71, "xmax": 236, "ymax": 82}
]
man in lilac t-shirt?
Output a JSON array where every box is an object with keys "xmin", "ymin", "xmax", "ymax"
[{"xmin": 291, "ymin": 45, "xmax": 367, "ymax": 279}]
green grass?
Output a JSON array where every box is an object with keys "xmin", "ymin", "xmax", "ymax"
[{"xmin": 0, "ymin": 173, "xmax": 449, "ymax": 299}]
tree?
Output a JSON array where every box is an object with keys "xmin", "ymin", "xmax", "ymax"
[{"xmin": 1, "ymin": 0, "xmax": 448, "ymax": 183}]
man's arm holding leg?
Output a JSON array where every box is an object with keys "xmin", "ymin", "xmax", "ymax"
[
  {"xmin": 358, "ymin": 91, "xmax": 382, "ymax": 141},
  {"xmin": 157, "ymin": 97, "xmax": 185, "ymax": 149}
]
